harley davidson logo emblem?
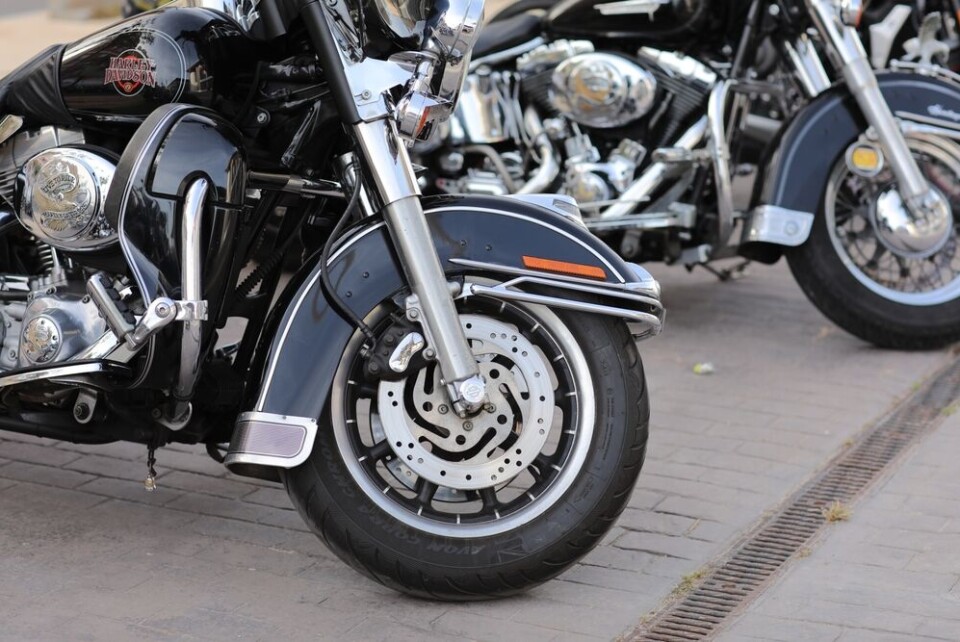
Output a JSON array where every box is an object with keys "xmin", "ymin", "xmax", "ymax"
[{"xmin": 104, "ymin": 50, "xmax": 157, "ymax": 96}]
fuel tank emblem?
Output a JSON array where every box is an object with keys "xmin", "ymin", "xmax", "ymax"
[{"xmin": 103, "ymin": 50, "xmax": 158, "ymax": 96}]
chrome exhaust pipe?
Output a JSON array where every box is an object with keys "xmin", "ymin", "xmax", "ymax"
[{"xmin": 517, "ymin": 108, "xmax": 560, "ymax": 194}]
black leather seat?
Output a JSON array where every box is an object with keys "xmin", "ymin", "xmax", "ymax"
[
  {"xmin": 474, "ymin": 12, "xmax": 544, "ymax": 58},
  {"xmin": 0, "ymin": 45, "xmax": 75, "ymax": 128}
]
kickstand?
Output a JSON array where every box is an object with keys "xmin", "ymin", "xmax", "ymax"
[
  {"xmin": 144, "ymin": 446, "xmax": 158, "ymax": 492},
  {"xmin": 698, "ymin": 260, "xmax": 752, "ymax": 282}
]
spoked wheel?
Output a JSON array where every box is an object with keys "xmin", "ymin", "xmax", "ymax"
[
  {"xmin": 787, "ymin": 137, "xmax": 960, "ymax": 348},
  {"xmin": 283, "ymin": 289, "xmax": 649, "ymax": 599}
]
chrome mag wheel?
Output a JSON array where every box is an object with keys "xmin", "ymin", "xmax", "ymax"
[
  {"xmin": 331, "ymin": 294, "xmax": 595, "ymax": 538},
  {"xmin": 825, "ymin": 138, "xmax": 960, "ymax": 306}
]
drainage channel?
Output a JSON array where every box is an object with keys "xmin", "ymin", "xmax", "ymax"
[{"xmin": 631, "ymin": 355, "xmax": 960, "ymax": 642}]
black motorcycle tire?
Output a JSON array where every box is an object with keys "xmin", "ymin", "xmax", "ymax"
[
  {"xmin": 786, "ymin": 203, "xmax": 960, "ymax": 350},
  {"xmin": 282, "ymin": 309, "xmax": 649, "ymax": 600}
]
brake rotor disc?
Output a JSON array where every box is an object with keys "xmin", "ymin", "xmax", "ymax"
[{"xmin": 377, "ymin": 315, "xmax": 555, "ymax": 491}]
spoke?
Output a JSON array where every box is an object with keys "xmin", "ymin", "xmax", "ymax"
[
  {"xmin": 415, "ymin": 478, "xmax": 438, "ymax": 506},
  {"xmin": 479, "ymin": 487, "xmax": 499, "ymax": 511},
  {"xmin": 865, "ymin": 242, "xmax": 888, "ymax": 270},
  {"xmin": 365, "ymin": 440, "xmax": 393, "ymax": 462}
]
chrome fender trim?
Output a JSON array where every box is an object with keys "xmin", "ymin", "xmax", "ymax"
[
  {"xmin": 742, "ymin": 205, "xmax": 815, "ymax": 247},
  {"xmin": 452, "ymin": 259, "xmax": 664, "ymax": 338},
  {"xmin": 224, "ymin": 412, "xmax": 319, "ymax": 471}
]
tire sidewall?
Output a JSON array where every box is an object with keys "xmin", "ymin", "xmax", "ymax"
[{"xmin": 283, "ymin": 308, "xmax": 647, "ymax": 587}]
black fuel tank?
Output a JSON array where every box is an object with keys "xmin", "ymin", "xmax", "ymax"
[
  {"xmin": 547, "ymin": 0, "xmax": 716, "ymax": 43},
  {"xmin": 60, "ymin": 6, "xmax": 256, "ymax": 123}
]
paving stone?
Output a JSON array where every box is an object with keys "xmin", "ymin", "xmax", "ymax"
[
  {"xmin": 243, "ymin": 485, "xmax": 292, "ymax": 509},
  {"xmin": 187, "ymin": 515, "xmax": 292, "ymax": 548},
  {"xmin": 75, "ymin": 476, "xmax": 185, "ymax": 507},
  {"xmin": 64, "ymin": 454, "xmax": 150, "ymax": 480},
  {"xmin": 616, "ymin": 509, "xmax": 699, "ymax": 536},
  {"xmin": 0, "ymin": 439, "xmax": 82, "ymax": 467},
  {"xmin": 716, "ymin": 614, "xmax": 844, "ymax": 642},
  {"xmin": 163, "ymin": 493, "xmax": 268, "ymax": 523},
  {"xmin": 0, "ymin": 460, "xmax": 97, "ymax": 489},
  {"xmin": 613, "ymin": 531, "xmax": 716, "ymax": 560},
  {"xmin": 160, "ymin": 470, "xmax": 258, "ymax": 500}
]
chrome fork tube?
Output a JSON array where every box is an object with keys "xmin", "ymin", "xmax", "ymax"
[
  {"xmin": 353, "ymin": 119, "xmax": 483, "ymax": 410},
  {"xmin": 807, "ymin": 0, "xmax": 929, "ymax": 202}
]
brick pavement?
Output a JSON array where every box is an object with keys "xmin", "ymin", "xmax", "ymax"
[
  {"xmin": 716, "ymin": 412, "xmax": 960, "ymax": 641},
  {"xmin": 0, "ymin": 260, "xmax": 950, "ymax": 640}
]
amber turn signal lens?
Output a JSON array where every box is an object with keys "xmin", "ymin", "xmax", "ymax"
[{"xmin": 522, "ymin": 256, "xmax": 607, "ymax": 280}]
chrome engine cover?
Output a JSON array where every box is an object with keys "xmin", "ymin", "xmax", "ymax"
[
  {"xmin": 550, "ymin": 53, "xmax": 657, "ymax": 129},
  {"xmin": 16, "ymin": 148, "xmax": 118, "ymax": 252},
  {"xmin": 0, "ymin": 127, "xmax": 84, "ymax": 209},
  {"xmin": 18, "ymin": 290, "xmax": 107, "ymax": 368}
]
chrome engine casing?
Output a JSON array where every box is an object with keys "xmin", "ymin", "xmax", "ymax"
[
  {"xmin": 16, "ymin": 148, "xmax": 118, "ymax": 253},
  {"xmin": 0, "ymin": 274, "xmax": 108, "ymax": 374},
  {"xmin": 19, "ymin": 287, "xmax": 107, "ymax": 367},
  {"xmin": 0, "ymin": 127, "xmax": 84, "ymax": 210},
  {"xmin": 550, "ymin": 53, "xmax": 658, "ymax": 129}
]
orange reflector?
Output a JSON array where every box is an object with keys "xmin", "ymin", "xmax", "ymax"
[{"xmin": 522, "ymin": 256, "xmax": 607, "ymax": 280}]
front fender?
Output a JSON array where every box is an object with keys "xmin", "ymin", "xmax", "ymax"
[
  {"xmin": 741, "ymin": 72, "xmax": 960, "ymax": 263},
  {"xmin": 225, "ymin": 195, "xmax": 661, "ymax": 477}
]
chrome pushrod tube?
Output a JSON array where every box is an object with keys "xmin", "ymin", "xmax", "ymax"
[
  {"xmin": 806, "ymin": 0, "xmax": 929, "ymax": 202},
  {"xmin": 173, "ymin": 178, "xmax": 208, "ymax": 407},
  {"xmin": 600, "ymin": 116, "xmax": 708, "ymax": 220},
  {"xmin": 353, "ymin": 119, "xmax": 483, "ymax": 408}
]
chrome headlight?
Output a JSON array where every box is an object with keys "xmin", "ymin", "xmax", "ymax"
[
  {"xmin": 391, "ymin": 0, "xmax": 486, "ymax": 141},
  {"xmin": 424, "ymin": 0, "xmax": 486, "ymax": 109}
]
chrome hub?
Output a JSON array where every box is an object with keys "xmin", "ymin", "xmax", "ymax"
[
  {"xmin": 377, "ymin": 315, "xmax": 555, "ymax": 491},
  {"xmin": 872, "ymin": 186, "xmax": 952, "ymax": 259}
]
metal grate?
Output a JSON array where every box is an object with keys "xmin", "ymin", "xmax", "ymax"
[{"xmin": 633, "ymin": 356, "xmax": 960, "ymax": 642}]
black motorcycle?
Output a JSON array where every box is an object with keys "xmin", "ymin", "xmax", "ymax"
[
  {"xmin": 0, "ymin": 0, "xmax": 664, "ymax": 598},
  {"xmin": 423, "ymin": 0, "xmax": 960, "ymax": 349}
]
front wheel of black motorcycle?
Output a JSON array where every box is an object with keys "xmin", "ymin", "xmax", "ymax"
[
  {"xmin": 786, "ymin": 138, "xmax": 960, "ymax": 349},
  {"xmin": 282, "ymin": 291, "xmax": 649, "ymax": 599}
]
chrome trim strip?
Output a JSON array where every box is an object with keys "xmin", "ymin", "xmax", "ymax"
[
  {"xmin": 448, "ymin": 258, "xmax": 660, "ymax": 299},
  {"xmin": 117, "ymin": 104, "xmax": 195, "ymax": 303},
  {"xmin": 461, "ymin": 280, "xmax": 663, "ymax": 337},
  {"xmin": 0, "ymin": 362, "xmax": 125, "ymax": 388},
  {"xmin": 225, "ymin": 412, "xmax": 318, "ymax": 469}
]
